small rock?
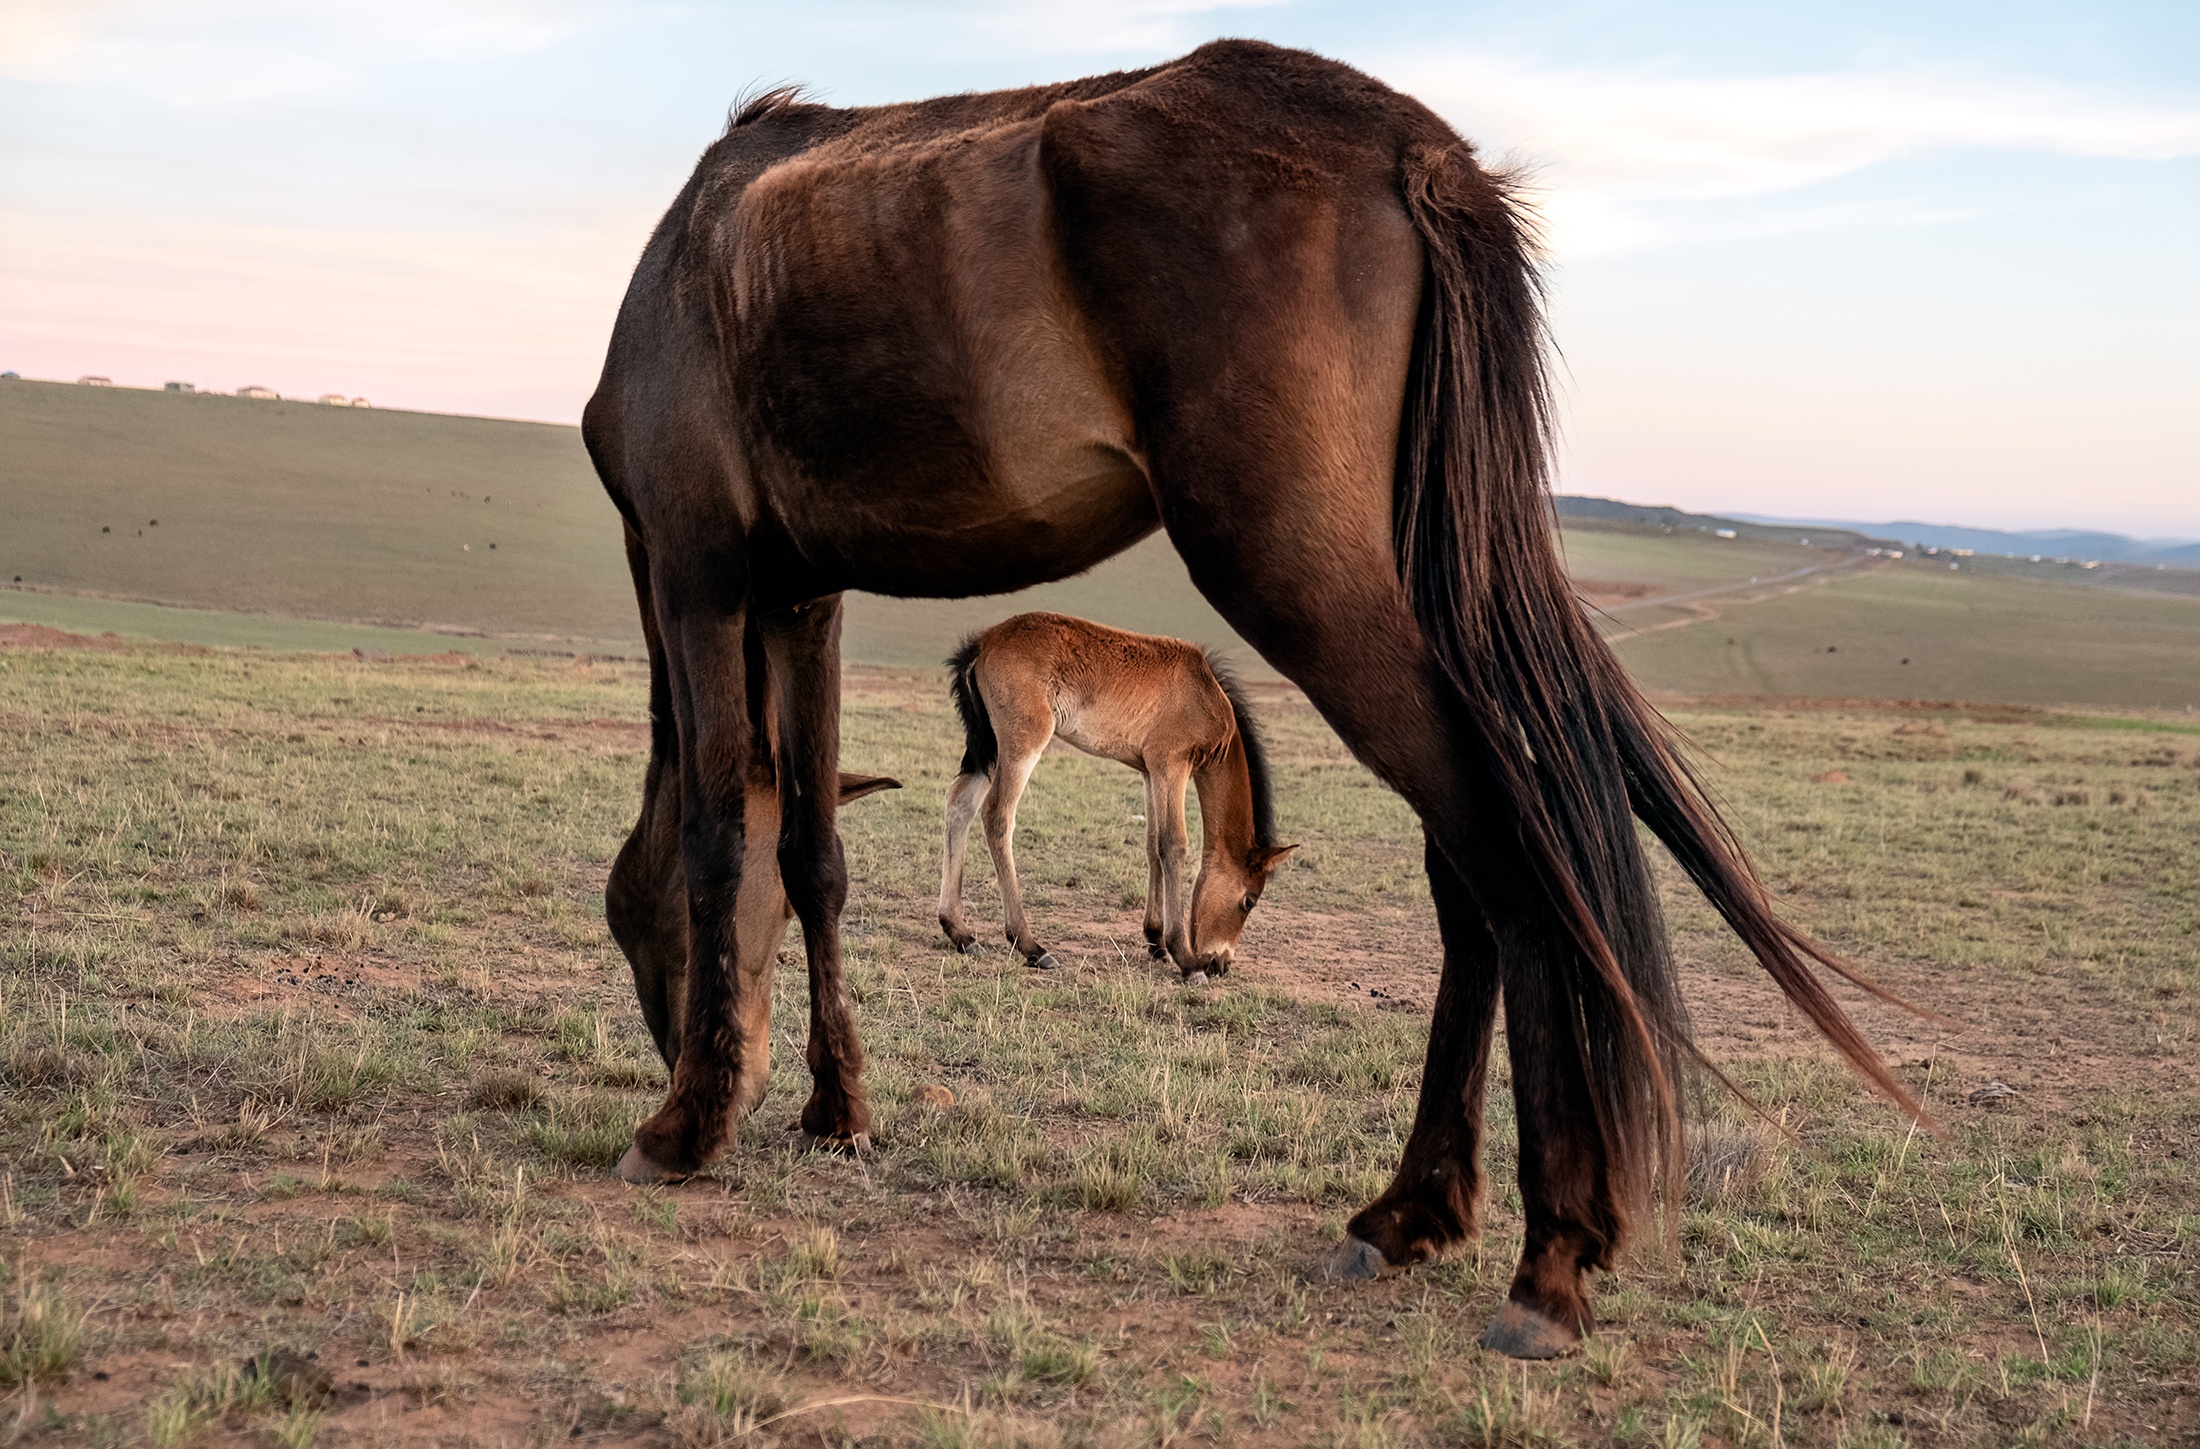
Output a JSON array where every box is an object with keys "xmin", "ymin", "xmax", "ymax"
[
  {"xmin": 915, "ymin": 1084, "xmax": 954, "ymax": 1110},
  {"xmin": 1967, "ymin": 1081, "xmax": 2018, "ymax": 1105},
  {"xmin": 1810, "ymin": 769, "xmax": 1850, "ymax": 785}
]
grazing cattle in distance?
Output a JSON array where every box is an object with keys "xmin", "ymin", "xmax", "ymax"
[
  {"xmin": 937, "ymin": 612, "xmax": 1294, "ymax": 978},
  {"xmin": 582, "ymin": 39, "xmax": 1925, "ymax": 1359}
]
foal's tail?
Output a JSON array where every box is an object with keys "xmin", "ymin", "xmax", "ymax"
[
  {"xmin": 1393, "ymin": 142, "xmax": 1927, "ymax": 1249},
  {"xmin": 946, "ymin": 634, "xmax": 999, "ymax": 779}
]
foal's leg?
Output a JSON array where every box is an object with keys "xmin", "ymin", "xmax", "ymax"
[
  {"xmin": 982, "ymin": 743, "xmax": 1055, "ymax": 968},
  {"xmin": 1141, "ymin": 768, "xmax": 1167, "ymax": 959},
  {"xmin": 758, "ymin": 597, "xmax": 869, "ymax": 1147},
  {"xmin": 937, "ymin": 769, "xmax": 989, "ymax": 952},
  {"xmin": 1146, "ymin": 759, "xmax": 1197, "ymax": 976}
]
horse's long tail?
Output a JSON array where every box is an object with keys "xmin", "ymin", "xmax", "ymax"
[
  {"xmin": 1392, "ymin": 141, "xmax": 1927, "ymax": 1245},
  {"xmin": 946, "ymin": 634, "xmax": 999, "ymax": 779}
]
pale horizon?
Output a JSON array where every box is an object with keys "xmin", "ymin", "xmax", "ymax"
[{"xmin": 4, "ymin": 1, "xmax": 2194, "ymax": 536}]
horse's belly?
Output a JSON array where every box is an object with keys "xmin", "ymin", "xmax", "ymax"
[{"xmin": 733, "ymin": 127, "xmax": 1155, "ymax": 598}]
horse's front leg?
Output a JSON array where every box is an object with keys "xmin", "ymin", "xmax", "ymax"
[
  {"xmin": 760, "ymin": 597, "xmax": 871, "ymax": 1147},
  {"xmin": 619, "ymin": 588, "xmax": 760, "ymax": 1184}
]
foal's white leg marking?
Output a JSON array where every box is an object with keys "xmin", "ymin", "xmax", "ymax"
[
  {"xmin": 982, "ymin": 747, "xmax": 1048, "ymax": 961},
  {"xmin": 937, "ymin": 770, "xmax": 989, "ymax": 947}
]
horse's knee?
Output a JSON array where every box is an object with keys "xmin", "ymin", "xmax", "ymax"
[{"xmin": 778, "ymin": 830, "xmax": 849, "ymax": 921}]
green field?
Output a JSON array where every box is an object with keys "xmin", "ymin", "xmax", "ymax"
[
  {"xmin": 3, "ymin": 641, "xmax": 2196, "ymax": 1445},
  {"xmin": 0, "ymin": 380, "xmax": 1263, "ymax": 668},
  {"xmin": 7, "ymin": 378, "xmax": 2197, "ymax": 709},
  {"xmin": 1612, "ymin": 560, "xmax": 2200, "ymax": 711}
]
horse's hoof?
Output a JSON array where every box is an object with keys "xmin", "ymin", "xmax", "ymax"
[
  {"xmin": 1183, "ymin": 970, "xmax": 1209, "ymax": 986},
  {"xmin": 1479, "ymin": 1301, "xmax": 1582, "ymax": 1360},
  {"xmin": 1320, "ymin": 1236, "xmax": 1389, "ymax": 1281},
  {"xmin": 616, "ymin": 1142, "xmax": 689, "ymax": 1186},
  {"xmin": 1028, "ymin": 952, "xmax": 1058, "ymax": 971},
  {"xmin": 803, "ymin": 1131, "xmax": 871, "ymax": 1156},
  {"xmin": 1147, "ymin": 942, "xmax": 1168, "ymax": 961}
]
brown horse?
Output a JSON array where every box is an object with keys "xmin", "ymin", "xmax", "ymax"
[
  {"xmin": 583, "ymin": 39, "xmax": 1923, "ymax": 1358},
  {"xmin": 936, "ymin": 612, "xmax": 1294, "ymax": 978}
]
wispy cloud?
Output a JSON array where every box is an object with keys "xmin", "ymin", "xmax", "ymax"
[
  {"xmin": 0, "ymin": 0, "xmax": 614, "ymax": 103},
  {"xmin": 1378, "ymin": 53, "xmax": 2200, "ymax": 254}
]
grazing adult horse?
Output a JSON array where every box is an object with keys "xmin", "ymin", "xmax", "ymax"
[
  {"xmin": 936, "ymin": 612, "xmax": 1295, "ymax": 977},
  {"xmin": 583, "ymin": 39, "xmax": 1922, "ymax": 1357}
]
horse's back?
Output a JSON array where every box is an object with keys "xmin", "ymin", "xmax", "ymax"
[{"xmin": 602, "ymin": 41, "xmax": 1445, "ymax": 599}]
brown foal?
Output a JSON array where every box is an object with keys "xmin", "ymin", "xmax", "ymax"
[
  {"xmin": 584, "ymin": 40, "xmax": 1926, "ymax": 1358},
  {"xmin": 936, "ymin": 612, "xmax": 1294, "ymax": 978}
]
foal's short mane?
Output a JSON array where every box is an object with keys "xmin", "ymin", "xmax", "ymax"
[{"xmin": 1205, "ymin": 652, "xmax": 1277, "ymax": 849}]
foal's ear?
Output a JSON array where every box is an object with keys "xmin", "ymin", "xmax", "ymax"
[
  {"xmin": 837, "ymin": 772, "xmax": 902, "ymax": 804},
  {"xmin": 1246, "ymin": 844, "xmax": 1298, "ymax": 873}
]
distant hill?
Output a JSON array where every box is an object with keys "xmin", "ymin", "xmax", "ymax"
[
  {"xmin": 7, "ymin": 380, "xmax": 2195, "ymax": 709},
  {"xmin": 1554, "ymin": 495, "xmax": 1893, "ymax": 551},
  {"xmin": 1729, "ymin": 513, "xmax": 2200, "ymax": 568}
]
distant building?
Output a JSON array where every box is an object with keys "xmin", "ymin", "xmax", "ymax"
[
  {"xmin": 165, "ymin": 381, "xmax": 195, "ymax": 393},
  {"xmin": 78, "ymin": 375, "xmax": 114, "ymax": 387},
  {"xmin": 1, "ymin": 371, "xmax": 19, "ymax": 380},
  {"xmin": 317, "ymin": 392, "xmax": 350, "ymax": 406},
  {"xmin": 351, "ymin": 397, "xmax": 372, "ymax": 408},
  {"xmin": 237, "ymin": 385, "xmax": 279, "ymax": 400}
]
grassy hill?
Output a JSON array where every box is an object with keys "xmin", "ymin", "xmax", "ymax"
[
  {"xmin": 0, "ymin": 378, "xmax": 1267, "ymax": 667},
  {"xmin": 6, "ymin": 378, "xmax": 2195, "ymax": 708},
  {"xmin": 1611, "ymin": 556, "xmax": 2200, "ymax": 710}
]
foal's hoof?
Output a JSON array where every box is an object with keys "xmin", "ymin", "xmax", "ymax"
[
  {"xmin": 1147, "ymin": 942, "xmax": 1168, "ymax": 961},
  {"xmin": 1183, "ymin": 970, "xmax": 1209, "ymax": 986},
  {"xmin": 1027, "ymin": 952, "xmax": 1058, "ymax": 971},
  {"xmin": 1479, "ymin": 1301, "xmax": 1582, "ymax": 1360},
  {"xmin": 616, "ymin": 1142, "xmax": 690, "ymax": 1186},
  {"xmin": 802, "ymin": 1130, "xmax": 872, "ymax": 1156},
  {"xmin": 1320, "ymin": 1236, "xmax": 1390, "ymax": 1281}
]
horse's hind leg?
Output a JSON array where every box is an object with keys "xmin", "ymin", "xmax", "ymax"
[
  {"xmin": 1326, "ymin": 837, "xmax": 1501, "ymax": 1271},
  {"xmin": 758, "ymin": 596, "xmax": 870, "ymax": 1147},
  {"xmin": 937, "ymin": 769, "xmax": 988, "ymax": 952},
  {"xmin": 1199, "ymin": 560, "xmax": 1607, "ymax": 1350}
]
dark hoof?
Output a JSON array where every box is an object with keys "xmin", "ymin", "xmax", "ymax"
[
  {"xmin": 1479, "ymin": 1301, "xmax": 1582, "ymax": 1360},
  {"xmin": 1148, "ymin": 942, "xmax": 1168, "ymax": 961},
  {"xmin": 616, "ymin": 1142, "xmax": 691, "ymax": 1186},
  {"xmin": 802, "ymin": 1131, "xmax": 872, "ymax": 1156},
  {"xmin": 1320, "ymin": 1236, "xmax": 1390, "ymax": 1281},
  {"xmin": 1027, "ymin": 952, "xmax": 1058, "ymax": 971},
  {"xmin": 1183, "ymin": 970, "xmax": 1209, "ymax": 986}
]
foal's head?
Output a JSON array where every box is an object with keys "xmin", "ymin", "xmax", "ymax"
[
  {"xmin": 1186, "ymin": 660, "xmax": 1294, "ymax": 977},
  {"xmin": 1189, "ymin": 840, "xmax": 1295, "ymax": 977}
]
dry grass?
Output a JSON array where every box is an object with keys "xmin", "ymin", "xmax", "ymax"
[{"xmin": 1, "ymin": 641, "xmax": 2195, "ymax": 1446}]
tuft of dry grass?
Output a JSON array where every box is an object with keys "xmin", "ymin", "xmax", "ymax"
[{"xmin": 466, "ymin": 1070, "xmax": 547, "ymax": 1111}]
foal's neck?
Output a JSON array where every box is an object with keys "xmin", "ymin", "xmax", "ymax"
[{"xmin": 1190, "ymin": 734, "xmax": 1257, "ymax": 859}]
